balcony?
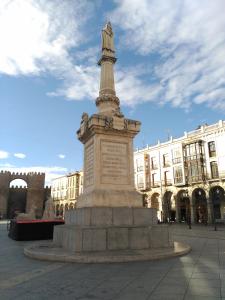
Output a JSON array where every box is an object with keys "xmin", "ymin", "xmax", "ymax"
[
  {"xmin": 184, "ymin": 154, "xmax": 204, "ymax": 162},
  {"xmin": 151, "ymin": 165, "xmax": 158, "ymax": 170},
  {"xmin": 162, "ymin": 179, "xmax": 172, "ymax": 186},
  {"xmin": 152, "ymin": 181, "xmax": 160, "ymax": 188},
  {"xmin": 163, "ymin": 164, "xmax": 170, "ymax": 168},
  {"xmin": 187, "ymin": 175, "xmax": 206, "ymax": 183},
  {"xmin": 137, "ymin": 166, "xmax": 144, "ymax": 172},
  {"xmin": 137, "ymin": 183, "xmax": 144, "ymax": 190},
  {"xmin": 172, "ymin": 157, "xmax": 182, "ymax": 164},
  {"xmin": 174, "ymin": 177, "xmax": 184, "ymax": 185}
]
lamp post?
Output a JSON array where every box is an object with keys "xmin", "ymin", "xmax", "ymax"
[
  {"xmin": 184, "ymin": 190, "xmax": 191, "ymax": 229},
  {"xmin": 214, "ymin": 188, "xmax": 220, "ymax": 231}
]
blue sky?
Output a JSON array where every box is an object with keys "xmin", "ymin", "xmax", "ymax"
[{"xmin": 1, "ymin": 0, "xmax": 225, "ymax": 185}]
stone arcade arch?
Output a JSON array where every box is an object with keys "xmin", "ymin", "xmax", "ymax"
[
  {"xmin": 209, "ymin": 186, "xmax": 225, "ymax": 220},
  {"xmin": 65, "ymin": 203, "xmax": 69, "ymax": 211},
  {"xmin": 192, "ymin": 188, "xmax": 208, "ymax": 223},
  {"xmin": 162, "ymin": 191, "xmax": 174, "ymax": 222},
  {"xmin": 59, "ymin": 204, "xmax": 64, "ymax": 217},
  {"xmin": 55, "ymin": 204, "xmax": 60, "ymax": 216},
  {"xmin": 150, "ymin": 193, "xmax": 161, "ymax": 221},
  {"xmin": 0, "ymin": 171, "xmax": 46, "ymax": 218},
  {"xmin": 176, "ymin": 190, "xmax": 191, "ymax": 223},
  {"xmin": 69, "ymin": 203, "xmax": 74, "ymax": 210}
]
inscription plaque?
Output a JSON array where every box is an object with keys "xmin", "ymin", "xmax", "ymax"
[
  {"xmin": 101, "ymin": 141, "xmax": 129, "ymax": 184},
  {"xmin": 84, "ymin": 142, "xmax": 94, "ymax": 187}
]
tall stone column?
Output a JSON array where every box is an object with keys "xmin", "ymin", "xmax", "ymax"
[{"xmin": 76, "ymin": 22, "xmax": 142, "ymax": 208}]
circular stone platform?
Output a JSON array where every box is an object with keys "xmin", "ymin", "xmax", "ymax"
[{"xmin": 24, "ymin": 241, "xmax": 191, "ymax": 263}]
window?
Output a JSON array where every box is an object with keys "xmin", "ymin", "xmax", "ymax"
[
  {"xmin": 136, "ymin": 158, "xmax": 144, "ymax": 172},
  {"xmin": 172, "ymin": 148, "xmax": 181, "ymax": 164},
  {"xmin": 208, "ymin": 141, "xmax": 216, "ymax": 157},
  {"xmin": 184, "ymin": 141, "xmax": 204, "ymax": 160},
  {"xmin": 210, "ymin": 161, "xmax": 219, "ymax": 179},
  {"xmin": 164, "ymin": 171, "xmax": 171, "ymax": 185},
  {"xmin": 152, "ymin": 173, "xmax": 156, "ymax": 187},
  {"xmin": 163, "ymin": 154, "xmax": 170, "ymax": 167},
  {"xmin": 188, "ymin": 162, "xmax": 203, "ymax": 182},
  {"xmin": 151, "ymin": 157, "xmax": 158, "ymax": 169},
  {"xmin": 137, "ymin": 174, "xmax": 144, "ymax": 189},
  {"xmin": 174, "ymin": 166, "xmax": 183, "ymax": 184}
]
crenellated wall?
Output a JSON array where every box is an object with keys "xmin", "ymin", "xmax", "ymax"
[{"xmin": 0, "ymin": 171, "xmax": 50, "ymax": 219}]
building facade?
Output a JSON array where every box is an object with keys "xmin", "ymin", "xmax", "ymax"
[
  {"xmin": 134, "ymin": 120, "xmax": 225, "ymax": 224},
  {"xmin": 51, "ymin": 171, "xmax": 83, "ymax": 216}
]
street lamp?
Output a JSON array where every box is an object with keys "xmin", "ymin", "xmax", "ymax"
[
  {"xmin": 183, "ymin": 190, "xmax": 191, "ymax": 229},
  {"xmin": 214, "ymin": 188, "xmax": 220, "ymax": 231}
]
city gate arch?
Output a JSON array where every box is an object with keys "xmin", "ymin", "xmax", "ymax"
[
  {"xmin": 7, "ymin": 179, "xmax": 27, "ymax": 219},
  {"xmin": 0, "ymin": 171, "xmax": 45, "ymax": 218}
]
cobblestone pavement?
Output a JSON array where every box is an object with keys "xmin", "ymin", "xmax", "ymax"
[{"xmin": 1, "ymin": 221, "xmax": 225, "ymax": 300}]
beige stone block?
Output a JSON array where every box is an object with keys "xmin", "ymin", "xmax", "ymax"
[
  {"xmin": 53, "ymin": 225, "xmax": 63, "ymax": 247},
  {"xmin": 77, "ymin": 189, "xmax": 142, "ymax": 208},
  {"xmin": 90, "ymin": 207, "xmax": 112, "ymax": 226},
  {"xmin": 129, "ymin": 227, "xmax": 150, "ymax": 249},
  {"xmin": 150, "ymin": 225, "xmax": 170, "ymax": 248},
  {"xmin": 112, "ymin": 207, "xmax": 133, "ymax": 226},
  {"xmin": 66, "ymin": 227, "xmax": 83, "ymax": 252},
  {"xmin": 107, "ymin": 227, "xmax": 129, "ymax": 250},
  {"xmin": 79, "ymin": 208, "xmax": 91, "ymax": 225},
  {"xmin": 83, "ymin": 228, "xmax": 106, "ymax": 251},
  {"xmin": 133, "ymin": 208, "xmax": 155, "ymax": 226}
]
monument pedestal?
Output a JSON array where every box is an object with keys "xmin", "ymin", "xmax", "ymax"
[
  {"xmin": 76, "ymin": 114, "xmax": 143, "ymax": 208},
  {"xmin": 53, "ymin": 207, "xmax": 172, "ymax": 252}
]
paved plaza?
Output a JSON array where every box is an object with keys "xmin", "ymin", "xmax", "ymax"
[{"xmin": 1, "ymin": 222, "xmax": 225, "ymax": 300}]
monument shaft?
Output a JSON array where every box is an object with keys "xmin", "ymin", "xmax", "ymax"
[{"xmin": 76, "ymin": 22, "xmax": 142, "ymax": 208}]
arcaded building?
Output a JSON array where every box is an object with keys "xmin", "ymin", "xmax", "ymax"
[
  {"xmin": 51, "ymin": 171, "xmax": 83, "ymax": 216},
  {"xmin": 134, "ymin": 120, "xmax": 225, "ymax": 224}
]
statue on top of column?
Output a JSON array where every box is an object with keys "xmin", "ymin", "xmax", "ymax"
[{"xmin": 102, "ymin": 22, "xmax": 115, "ymax": 53}]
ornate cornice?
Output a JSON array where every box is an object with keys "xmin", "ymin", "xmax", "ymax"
[
  {"xmin": 96, "ymin": 94, "xmax": 120, "ymax": 107},
  {"xmin": 98, "ymin": 55, "xmax": 117, "ymax": 66}
]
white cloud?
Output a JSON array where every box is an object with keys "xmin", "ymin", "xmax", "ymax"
[
  {"xmin": 110, "ymin": 0, "xmax": 225, "ymax": 110},
  {"xmin": 58, "ymin": 154, "xmax": 65, "ymax": 159},
  {"xmin": 0, "ymin": 0, "xmax": 93, "ymax": 76},
  {"xmin": 1, "ymin": 0, "xmax": 225, "ymax": 112},
  {"xmin": 0, "ymin": 164, "xmax": 68, "ymax": 186},
  {"xmin": 0, "ymin": 150, "xmax": 9, "ymax": 159},
  {"xmin": 14, "ymin": 153, "xmax": 26, "ymax": 159}
]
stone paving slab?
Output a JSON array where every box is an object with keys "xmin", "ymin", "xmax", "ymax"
[{"xmin": 1, "ymin": 223, "xmax": 225, "ymax": 299}]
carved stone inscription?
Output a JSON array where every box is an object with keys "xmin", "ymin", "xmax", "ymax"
[
  {"xmin": 101, "ymin": 141, "xmax": 129, "ymax": 184},
  {"xmin": 84, "ymin": 142, "xmax": 94, "ymax": 187}
]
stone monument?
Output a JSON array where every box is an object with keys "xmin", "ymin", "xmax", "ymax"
[
  {"xmin": 24, "ymin": 23, "xmax": 190, "ymax": 262},
  {"xmin": 42, "ymin": 197, "xmax": 55, "ymax": 220}
]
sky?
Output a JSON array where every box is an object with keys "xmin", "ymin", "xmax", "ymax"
[{"xmin": 1, "ymin": 0, "xmax": 225, "ymax": 185}]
